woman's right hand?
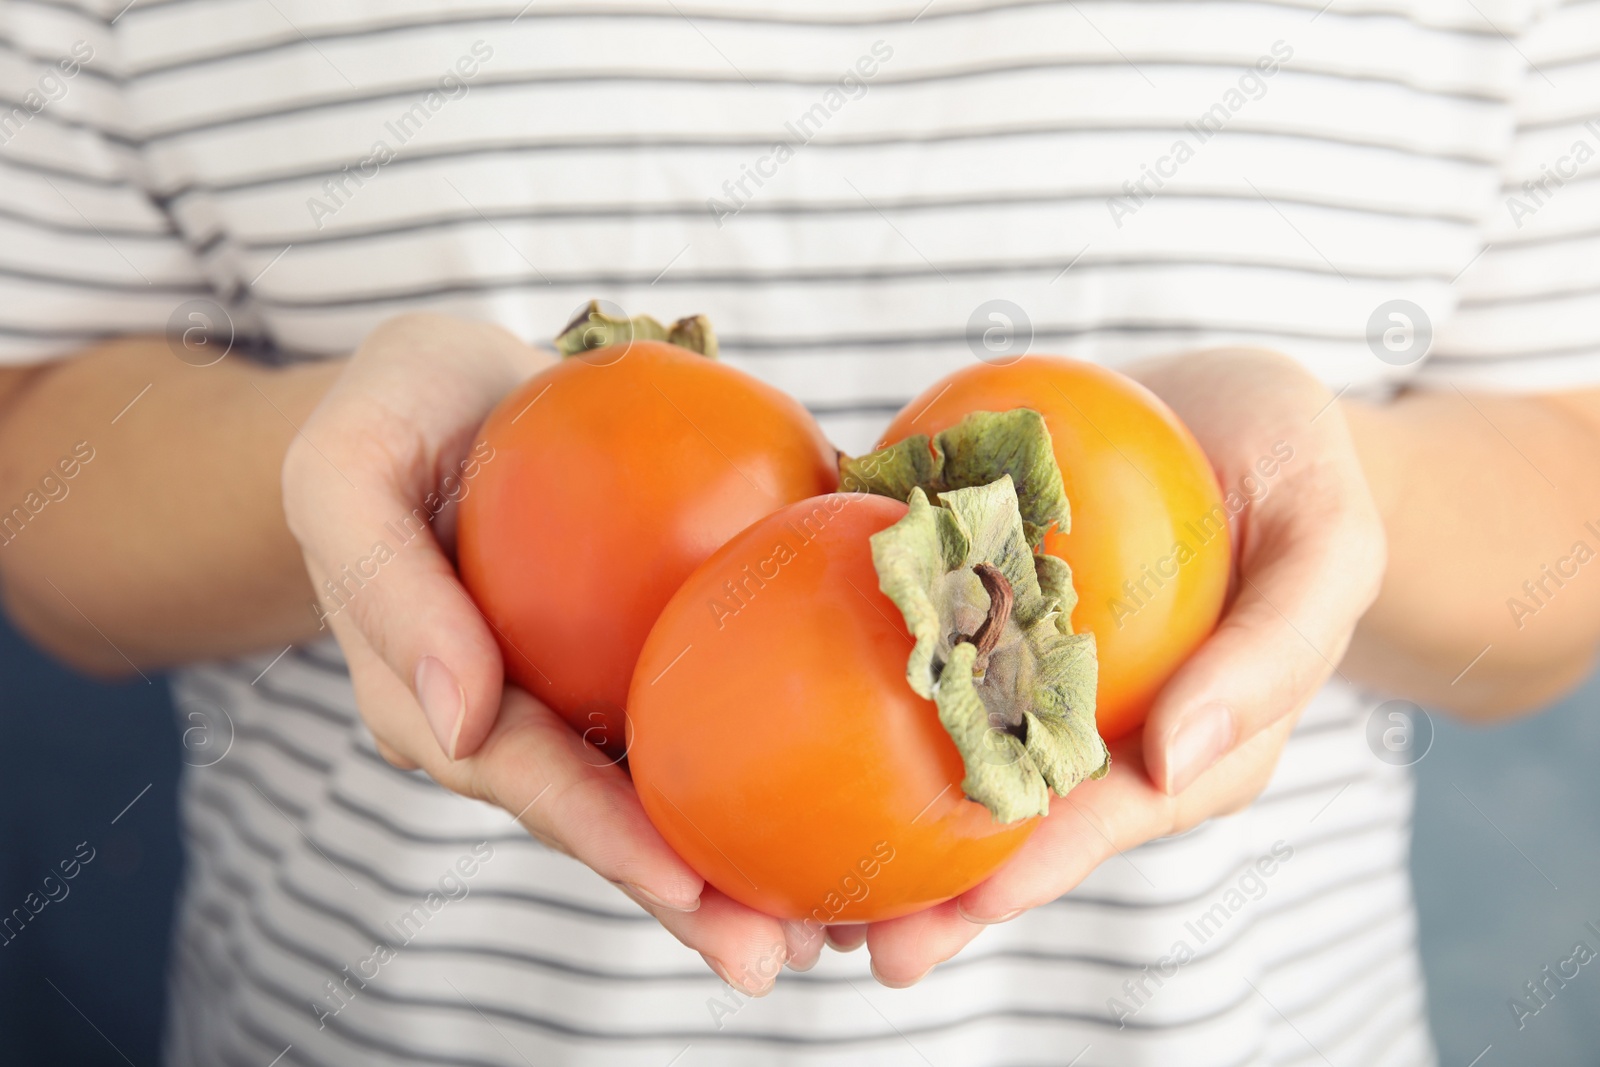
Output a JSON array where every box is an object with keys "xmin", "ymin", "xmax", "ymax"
[{"xmin": 281, "ymin": 313, "xmax": 806, "ymax": 992}]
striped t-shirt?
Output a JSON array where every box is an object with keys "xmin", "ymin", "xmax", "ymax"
[{"xmin": 5, "ymin": 0, "xmax": 1599, "ymax": 1064}]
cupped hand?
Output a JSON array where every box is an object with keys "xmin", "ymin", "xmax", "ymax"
[
  {"xmin": 281, "ymin": 313, "xmax": 801, "ymax": 992},
  {"xmin": 863, "ymin": 346, "xmax": 1388, "ymax": 985}
]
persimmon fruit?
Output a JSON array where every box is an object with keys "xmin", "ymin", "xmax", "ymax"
[
  {"xmin": 876, "ymin": 358, "xmax": 1230, "ymax": 741},
  {"xmin": 456, "ymin": 304, "xmax": 836, "ymax": 750},
  {"xmin": 629, "ymin": 451, "xmax": 1107, "ymax": 922}
]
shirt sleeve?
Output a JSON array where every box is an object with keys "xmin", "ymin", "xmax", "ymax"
[
  {"xmin": 1422, "ymin": 0, "xmax": 1600, "ymax": 391},
  {"xmin": 0, "ymin": 0, "xmax": 213, "ymax": 365}
]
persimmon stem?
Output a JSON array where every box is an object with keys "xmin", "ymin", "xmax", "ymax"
[
  {"xmin": 958, "ymin": 563, "xmax": 1014, "ymax": 675},
  {"xmin": 553, "ymin": 300, "xmax": 719, "ymax": 359}
]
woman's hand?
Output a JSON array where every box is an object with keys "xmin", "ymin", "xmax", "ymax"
[
  {"xmin": 281, "ymin": 313, "xmax": 798, "ymax": 993},
  {"xmin": 861, "ymin": 347, "xmax": 1388, "ymax": 985}
]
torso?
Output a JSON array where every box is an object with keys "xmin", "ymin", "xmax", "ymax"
[{"xmin": 13, "ymin": 0, "xmax": 1544, "ymax": 1061}]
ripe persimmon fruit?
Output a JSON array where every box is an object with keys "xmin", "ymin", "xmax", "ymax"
[
  {"xmin": 457, "ymin": 304, "xmax": 837, "ymax": 750},
  {"xmin": 870, "ymin": 358, "xmax": 1231, "ymax": 741},
  {"xmin": 629, "ymin": 418, "xmax": 1107, "ymax": 923}
]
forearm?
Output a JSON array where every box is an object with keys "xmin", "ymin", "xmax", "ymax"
[
  {"xmin": 1344, "ymin": 388, "xmax": 1600, "ymax": 717},
  {"xmin": 0, "ymin": 338, "xmax": 341, "ymax": 673}
]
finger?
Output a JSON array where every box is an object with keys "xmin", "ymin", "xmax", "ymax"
[
  {"xmin": 373, "ymin": 738, "xmax": 420, "ymax": 770},
  {"xmin": 457, "ymin": 688, "xmax": 706, "ymax": 908},
  {"xmin": 335, "ymin": 595, "xmax": 495, "ymax": 770},
  {"xmin": 957, "ymin": 717, "xmax": 1295, "ymax": 923},
  {"xmin": 1205, "ymin": 712, "xmax": 1299, "ymax": 817},
  {"xmin": 645, "ymin": 886, "xmax": 788, "ymax": 996},
  {"xmin": 825, "ymin": 924, "xmax": 868, "ymax": 953},
  {"xmin": 348, "ymin": 655, "xmax": 705, "ymax": 914},
  {"xmin": 865, "ymin": 901, "xmax": 983, "ymax": 987},
  {"xmin": 345, "ymin": 637, "xmax": 788, "ymax": 987},
  {"xmin": 783, "ymin": 920, "xmax": 827, "ymax": 972},
  {"xmin": 1144, "ymin": 502, "xmax": 1383, "ymax": 795},
  {"xmin": 956, "ymin": 744, "xmax": 1170, "ymax": 924},
  {"xmin": 282, "ymin": 316, "xmax": 549, "ymax": 759},
  {"xmin": 294, "ymin": 482, "xmax": 503, "ymax": 761}
]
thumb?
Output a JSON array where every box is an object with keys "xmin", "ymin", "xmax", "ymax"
[
  {"xmin": 1141, "ymin": 505, "xmax": 1383, "ymax": 794},
  {"xmin": 295, "ymin": 471, "xmax": 506, "ymax": 761}
]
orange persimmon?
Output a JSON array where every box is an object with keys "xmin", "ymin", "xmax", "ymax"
[
  {"xmin": 457, "ymin": 305, "xmax": 836, "ymax": 749},
  {"xmin": 878, "ymin": 358, "xmax": 1230, "ymax": 741}
]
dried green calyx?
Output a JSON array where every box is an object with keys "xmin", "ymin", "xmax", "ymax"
[
  {"xmin": 555, "ymin": 300, "xmax": 718, "ymax": 359},
  {"xmin": 851, "ymin": 410, "xmax": 1109, "ymax": 823},
  {"xmin": 840, "ymin": 409, "xmax": 1069, "ymax": 550}
]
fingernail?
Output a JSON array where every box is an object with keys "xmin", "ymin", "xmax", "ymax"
[
  {"xmin": 956, "ymin": 903, "xmax": 1020, "ymax": 925},
  {"xmin": 703, "ymin": 953, "xmax": 780, "ymax": 996},
  {"xmin": 782, "ymin": 920, "xmax": 824, "ymax": 970},
  {"xmin": 414, "ymin": 656, "xmax": 465, "ymax": 759},
  {"xmin": 614, "ymin": 880, "xmax": 700, "ymax": 914},
  {"xmin": 870, "ymin": 959, "xmax": 932, "ymax": 989},
  {"xmin": 701, "ymin": 954, "xmax": 737, "ymax": 987},
  {"xmin": 1163, "ymin": 702, "xmax": 1236, "ymax": 795},
  {"xmin": 824, "ymin": 926, "xmax": 867, "ymax": 953}
]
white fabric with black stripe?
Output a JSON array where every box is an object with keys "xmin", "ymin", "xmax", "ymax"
[{"xmin": 8, "ymin": 0, "xmax": 1598, "ymax": 1062}]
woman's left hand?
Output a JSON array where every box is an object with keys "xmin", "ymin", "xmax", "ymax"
[{"xmin": 855, "ymin": 347, "xmax": 1388, "ymax": 985}]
